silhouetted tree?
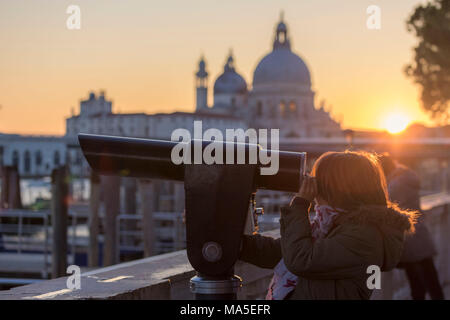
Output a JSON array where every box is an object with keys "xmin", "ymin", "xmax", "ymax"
[{"xmin": 405, "ymin": 0, "xmax": 450, "ymax": 123}]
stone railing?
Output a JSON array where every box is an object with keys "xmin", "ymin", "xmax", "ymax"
[
  {"xmin": 0, "ymin": 228, "xmax": 278, "ymax": 300},
  {"xmin": 0, "ymin": 194, "xmax": 448, "ymax": 300}
]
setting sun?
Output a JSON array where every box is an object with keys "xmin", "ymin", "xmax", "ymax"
[{"xmin": 384, "ymin": 113, "xmax": 411, "ymax": 134}]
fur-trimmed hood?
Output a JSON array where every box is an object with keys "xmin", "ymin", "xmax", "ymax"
[
  {"xmin": 336, "ymin": 203, "xmax": 417, "ymax": 233},
  {"xmin": 335, "ymin": 203, "xmax": 417, "ymax": 271}
]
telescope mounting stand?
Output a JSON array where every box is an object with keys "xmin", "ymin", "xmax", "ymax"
[{"xmin": 184, "ymin": 163, "xmax": 258, "ymax": 300}]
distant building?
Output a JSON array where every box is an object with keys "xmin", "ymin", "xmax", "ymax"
[
  {"xmin": 399, "ymin": 123, "xmax": 450, "ymax": 138},
  {"xmin": 65, "ymin": 91, "xmax": 244, "ymax": 139},
  {"xmin": 66, "ymin": 16, "xmax": 342, "ymax": 143},
  {"xmin": 0, "ymin": 134, "xmax": 67, "ymax": 177}
]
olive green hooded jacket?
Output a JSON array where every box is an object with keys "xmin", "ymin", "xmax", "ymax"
[{"xmin": 240, "ymin": 197, "xmax": 415, "ymax": 300}]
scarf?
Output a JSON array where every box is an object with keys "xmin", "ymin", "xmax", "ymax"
[{"xmin": 265, "ymin": 204, "xmax": 342, "ymax": 300}]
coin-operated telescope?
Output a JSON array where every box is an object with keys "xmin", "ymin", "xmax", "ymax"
[{"xmin": 78, "ymin": 134, "xmax": 306, "ymax": 299}]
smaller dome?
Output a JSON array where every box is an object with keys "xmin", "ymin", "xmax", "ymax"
[{"xmin": 214, "ymin": 53, "xmax": 247, "ymax": 95}]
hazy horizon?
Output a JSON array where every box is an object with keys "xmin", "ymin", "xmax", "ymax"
[{"xmin": 0, "ymin": 0, "xmax": 435, "ymax": 135}]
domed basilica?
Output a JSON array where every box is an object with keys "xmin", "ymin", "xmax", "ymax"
[{"xmin": 195, "ymin": 16, "xmax": 342, "ymax": 138}]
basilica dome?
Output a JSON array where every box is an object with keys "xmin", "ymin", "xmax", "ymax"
[
  {"xmin": 252, "ymin": 18, "xmax": 311, "ymax": 87},
  {"xmin": 214, "ymin": 53, "xmax": 247, "ymax": 95}
]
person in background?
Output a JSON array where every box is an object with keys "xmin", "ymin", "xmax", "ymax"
[{"xmin": 379, "ymin": 154, "xmax": 444, "ymax": 300}]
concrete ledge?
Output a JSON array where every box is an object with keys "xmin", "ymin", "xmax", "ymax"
[
  {"xmin": 0, "ymin": 230, "xmax": 279, "ymax": 300},
  {"xmin": 0, "ymin": 277, "xmax": 171, "ymax": 300}
]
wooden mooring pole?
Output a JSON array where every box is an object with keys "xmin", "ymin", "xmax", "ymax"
[
  {"xmin": 139, "ymin": 179, "xmax": 155, "ymax": 257},
  {"xmin": 88, "ymin": 172, "xmax": 100, "ymax": 268},
  {"xmin": 101, "ymin": 175, "xmax": 120, "ymax": 266},
  {"xmin": 0, "ymin": 166, "xmax": 8, "ymax": 209},
  {"xmin": 0, "ymin": 165, "xmax": 22, "ymax": 209},
  {"xmin": 51, "ymin": 165, "xmax": 69, "ymax": 278}
]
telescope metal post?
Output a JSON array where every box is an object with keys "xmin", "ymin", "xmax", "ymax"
[
  {"xmin": 190, "ymin": 274, "xmax": 242, "ymax": 300},
  {"xmin": 184, "ymin": 164, "xmax": 257, "ymax": 300}
]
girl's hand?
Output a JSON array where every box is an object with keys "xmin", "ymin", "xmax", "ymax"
[{"xmin": 297, "ymin": 175, "xmax": 317, "ymax": 202}]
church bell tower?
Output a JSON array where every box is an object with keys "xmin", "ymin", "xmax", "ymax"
[{"xmin": 195, "ymin": 56, "xmax": 208, "ymax": 111}]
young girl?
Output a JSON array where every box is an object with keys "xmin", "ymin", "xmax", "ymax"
[{"xmin": 239, "ymin": 150, "xmax": 416, "ymax": 300}]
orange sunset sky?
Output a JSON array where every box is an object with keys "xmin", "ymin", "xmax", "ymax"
[{"xmin": 0, "ymin": 0, "xmax": 434, "ymax": 135}]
